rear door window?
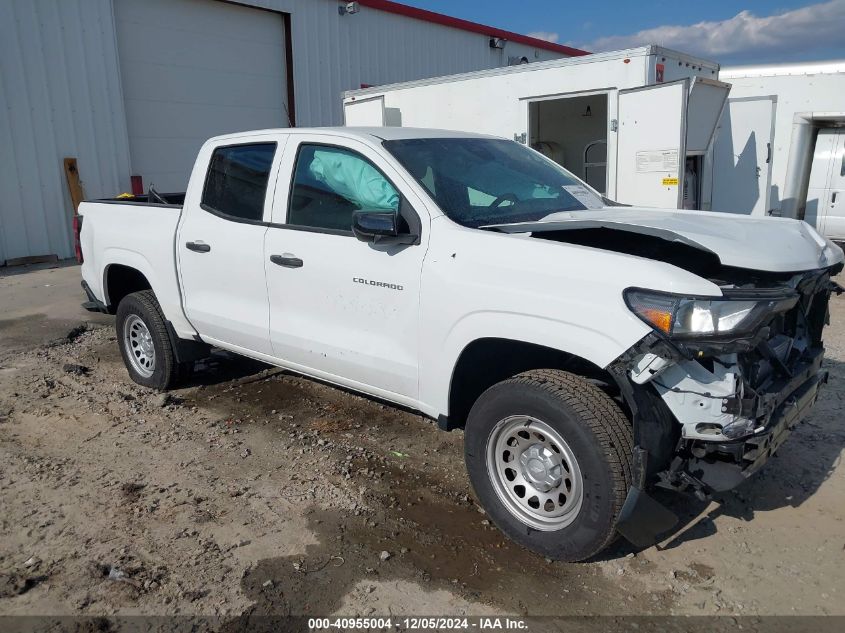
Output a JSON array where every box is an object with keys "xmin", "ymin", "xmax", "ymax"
[{"xmin": 202, "ymin": 143, "xmax": 276, "ymax": 222}]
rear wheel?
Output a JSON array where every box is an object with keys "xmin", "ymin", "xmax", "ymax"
[
  {"xmin": 115, "ymin": 290, "xmax": 183, "ymax": 390},
  {"xmin": 464, "ymin": 369, "xmax": 633, "ymax": 562}
]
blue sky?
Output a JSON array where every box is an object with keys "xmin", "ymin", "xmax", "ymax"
[{"xmin": 403, "ymin": 0, "xmax": 845, "ymax": 64}]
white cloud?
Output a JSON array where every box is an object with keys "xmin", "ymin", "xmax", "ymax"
[
  {"xmin": 527, "ymin": 31, "xmax": 559, "ymax": 43},
  {"xmin": 574, "ymin": 0, "xmax": 845, "ymax": 62}
]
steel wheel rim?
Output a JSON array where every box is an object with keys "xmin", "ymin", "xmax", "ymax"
[
  {"xmin": 485, "ymin": 415, "xmax": 583, "ymax": 531},
  {"xmin": 123, "ymin": 314, "xmax": 155, "ymax": 378}
]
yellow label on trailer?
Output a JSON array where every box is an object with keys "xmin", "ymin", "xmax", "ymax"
[{"xmin": 662, "ymin": 177, "xmax": 679, "ymax": 186}]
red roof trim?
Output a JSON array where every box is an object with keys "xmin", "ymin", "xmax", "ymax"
[{"xmin": 353, "ymin": 0, "xmax": 590, "ymax": 57}]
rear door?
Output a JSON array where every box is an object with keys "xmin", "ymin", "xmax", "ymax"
[
  {"xmin": 616, "ymin": 81, "xmax": 687, "ymax": 207},
  {"xmin": 808, "ymin": 129, "xmax": 845, "ymax": 239},
  {"xmin": 824, "ymin": 131, "xmax": 845, "ymax": 239},
  {"xmin": 711, "ymin": 96, "xmax": 776, "ymax": 216},
  {"xmin": 264, "ymin": 134, "xmax": 429, "ymax": 403},
  {"xmin": 177, "ymin": 136, "xmax": 285, "ymax": 355}
]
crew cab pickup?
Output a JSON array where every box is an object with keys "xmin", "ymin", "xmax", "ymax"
[{"xmin": 79, "ymin": 127, "xmax": 843, "ymax": 561}]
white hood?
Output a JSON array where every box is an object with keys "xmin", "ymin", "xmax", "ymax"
[{"xmin": 489, "ymin": 208, "xmax": 844, "ymax": 273}]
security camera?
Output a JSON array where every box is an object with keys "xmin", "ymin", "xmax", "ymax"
[{"xmin": 339, "ymin": 2, "xmax": 360, "ymax": 15}]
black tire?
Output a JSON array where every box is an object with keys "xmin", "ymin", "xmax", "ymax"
[
  {"xmin": 464, "ymin": 369, "xmax": 633, "ymax": 562},
  {"xmin": 115, "ymin": 290, "xmax": 183, "ymax": 390}
]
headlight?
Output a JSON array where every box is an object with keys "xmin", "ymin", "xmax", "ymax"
[{"xmin": 624, "ymin": 288, "xmax": 797, "ymax": 339}]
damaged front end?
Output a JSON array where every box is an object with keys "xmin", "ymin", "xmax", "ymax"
[{"xmin": 609, "ymin": 264, "xmax": 843, "ymax": 547}]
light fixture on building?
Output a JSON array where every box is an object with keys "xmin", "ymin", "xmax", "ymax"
[
  {"xmin": 339, "ymin": 2, "xmax": 359, "ymax": 16},
  {"xmin": 583, "ymin": 106, "xmax": 592, "ymax": 117},
  {"xmin": 489, "ymin": 37, "xmax": 507, "ymax": 49}
]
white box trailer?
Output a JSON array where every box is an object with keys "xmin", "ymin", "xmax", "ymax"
[
  {"xmin": 712, "ymin": 60, "xmax": 845, "ymax": 240},
  {"xmin": 343, "ymin": 46, "xmax": 730, "ymax": 211}
]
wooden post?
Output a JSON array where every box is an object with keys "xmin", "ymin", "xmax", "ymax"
[{"xmin": 63, "ymin": 157, "xmax": 85, "ymax": 215}]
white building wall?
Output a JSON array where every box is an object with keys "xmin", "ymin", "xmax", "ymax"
[
  {"xmin": 0, "ymin": 0, "xmax": 131, "ymax": 262},
  {"xmin": 0, "ymin": 0, "xmax": 568, "ymax": 262}
]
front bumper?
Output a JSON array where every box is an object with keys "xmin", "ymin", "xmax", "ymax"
[
  {"xmin": 613, "ymin": 265, "xmax": 840, "ymax": 547},
  {"xmin": 616, "ymin": 361, "xmax": 826, "ymax": 548},
  {"xmin": 682, "ymin": 349, "xmax": 826, "ymax": 492}
]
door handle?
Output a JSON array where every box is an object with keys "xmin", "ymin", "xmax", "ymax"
[
  {"xmin": 270, "ymin": 254, "xmax": 303, "ymax": 268},
  {"xmin": 186, "ymin": 241, "xmax": 211, "ymax": 253},
  {"xmin": 833, "ymin": 191, "xmax": 838, "ymax": 205}
]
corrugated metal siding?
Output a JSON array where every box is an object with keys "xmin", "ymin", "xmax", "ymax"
[
  {"xmin": 0, "ymin": 0, "xmax": 131, "ymax": 262},
  {"xmin": 1, "ymin": 0, "xmax": 567, "ymax": 262},
  {"xmin": 114, "ymin": 0, "xmax": 289, "ymax": 191},
  {"xmin": 242, "ymin": 0, "xmax": 565, "ymax": 126}
]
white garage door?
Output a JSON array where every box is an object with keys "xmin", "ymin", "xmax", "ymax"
[{"xmin": 114, "ymin": 0, "xmax": 288, "ymax": 192}]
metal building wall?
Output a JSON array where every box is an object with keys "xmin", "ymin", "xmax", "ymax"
[
  {"xmin": 244, "ymin": 0, "xmax": 566, "ymax": 126},
  {"xmin": 0, "ymin": 0, "xmax": 568, "ymax": 263},
  {"xmin": 0, "ymin": 0, "xmax": 131, "ymax": 263}
]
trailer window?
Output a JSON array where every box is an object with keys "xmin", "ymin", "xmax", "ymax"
[
  {"xmin": 384, "ymin": 137, "xmax": 604, "ymax": 228},
  {"xmin": 201, "ymin": 143, "xmax": 276, "ymax": 222}
]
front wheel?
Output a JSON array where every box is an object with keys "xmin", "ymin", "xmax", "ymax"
[
  {"xmin": 115, "ymin": 290, "xmax": 182, "ymax": 390},
  {"xmin": 464, "ymin": 369, "xmax": 633, "ymax": 562}
]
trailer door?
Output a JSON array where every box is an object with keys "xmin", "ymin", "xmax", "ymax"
[
  {"xmin": 685, "ymin": 78, "xmax": 731, "ymax": 153},
  {"xmin": 344, "ymin": 96, "xmax": 385, "ymax": 126},
  {"xmin": 711, "ymin": 96, "xmax": 776, "ymax": 216},
  {"xmin": 616, "ymin": 81, "xmax": 687, "ymax": 207}
]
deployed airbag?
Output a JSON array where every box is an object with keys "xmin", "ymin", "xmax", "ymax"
[{"xmin": 310, "ymin": 150, "xmax": 399, "ymax": 210}]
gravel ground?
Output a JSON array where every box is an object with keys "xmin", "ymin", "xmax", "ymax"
[{"xmin": 1, "ymin": 262, "xmax": 844, "ymax": 620}]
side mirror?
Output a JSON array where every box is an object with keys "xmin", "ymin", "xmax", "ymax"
[
  {"xmin": 352, "ymin": 210, "xmax": 416, "ymax": 244},
  {"xmin": 352, "ymin": 210, "xmax": 397, "ymax": 241}
]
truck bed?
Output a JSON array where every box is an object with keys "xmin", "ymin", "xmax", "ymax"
[
  {"xmin": 92, "ymin": 192, "xmax": 186, "ymax": 207},
  {"xmin": 78, "ymin": 198, "xmax": 196, "ymax": 339}
]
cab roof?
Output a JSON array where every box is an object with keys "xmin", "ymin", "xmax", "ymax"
[{"xmin": 208, "ymin": 127, "xmax": 501, "ymax": 144}]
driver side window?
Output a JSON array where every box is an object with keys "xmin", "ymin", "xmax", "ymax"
[{"xmin": 288, "ymin": 144, "xmax": 400, "ymax": 232}]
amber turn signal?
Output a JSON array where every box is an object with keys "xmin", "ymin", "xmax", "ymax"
[{"xmin": 640, "ymin": 308, "xmax": 672, "ymax": 334}]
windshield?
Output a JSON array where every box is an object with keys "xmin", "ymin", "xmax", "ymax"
[{"xmin": 382, "ymin": 137, "xmax": 605, "ymax": 228}]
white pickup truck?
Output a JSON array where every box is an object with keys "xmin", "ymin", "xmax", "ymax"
[{"xmin": 79, "ymin": 127, "xmax": 843, "ymax": 561}]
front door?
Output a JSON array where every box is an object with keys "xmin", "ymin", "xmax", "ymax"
[
  {"xmin": 264, "ymin": 135, "xmax": 428, "ymax": 402},
  {"xmin": 177, "ymin": 139, "xmax": 282, "ymax": 355}
]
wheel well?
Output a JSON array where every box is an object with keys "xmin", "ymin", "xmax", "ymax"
[
  {"xmin": 104, "ymin": 265, "xmax": 152, "ymax": 312},
  {"xmin": 447, "ymin": 338, "xmax": 624, "ymax": 429}
]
